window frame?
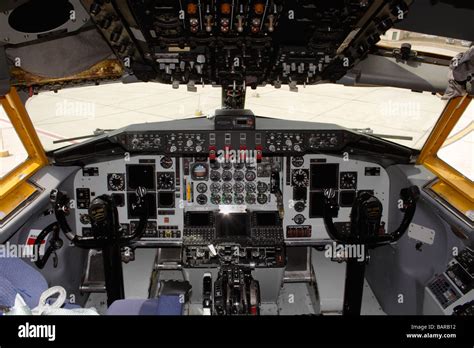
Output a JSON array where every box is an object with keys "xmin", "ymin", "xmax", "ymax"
[
  {"xmin": 417, "ymin": 95, "xmax": 473, "ymax": 218},
  {"xmin": 0, "ymin": 87, "xmax": 48, "ymax": 220}
]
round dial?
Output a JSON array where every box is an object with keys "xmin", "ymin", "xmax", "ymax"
[
  {"xmin": 210, "ymin": 183, "xmax": 221, "ymax": 193},
  {"xmin": 160, "ymin": 156, "xmax": 173, "ymax": 169},
  {"xmin": 292, "ymin": 169, "xmax": 309, "ymax": 187},
  {"xmin": 211, "ymin": 194, "xmax": 221, "ymax": 205},
  {"xmin": 210, "ymin": 161, "xmax": 220, "ymax": 170},
  {"xmin": 196, "ymin": 183, "xmax": 208, "ymax": 193},
  {"xmin": 245, "ymin": 182, "xmax": 256, "ymax": 193},
  {"xmin": 210, "ymin": 170, "xmax": 221, "ymax": 182},
  {"xmin": 222, "ymin": 193, "xmax": 233, "ymax": 205},
  {"xmin": 292, "ymin": 156, "xmax": 304, "ymax": 168},
  {"xmin": 257, "ymin": 194, "xmax": 268, "ymax": 205},
  {"xmin": 222, "ymin": 170, "xmax": 233, "ymax": 182},
  {"xmin": 233, "ymin": 182, "xmax": 244, "ymax": 193},
  {"xmin": 222, "ymin": 182, "xmax": 233, "ymax": 193},
  {"xmin": 340, "ymin": 172, "xmax": 357, "ymax": 190},
  {"xmin": 191, "ymin": 163, "xmax": 208, "ymax": 180},
  {"xmin": 233, "ymin": 170, "xmax": 244, "ymax": 181},
  {"xmin": 245, "ymin": 193, "xmax": 256, "ymax": 204},
  {"xmin": 233, "ymin": 162, "xmax": 245, "ymax": 170},
  {"xmin": 245, "ymin": 171, "xmax": 256, "ymax": 182},
  {"xmin": 108, "ymin": 173, "xmax": 125, "ymax": 191},
  {"xmin": 234, "ymin": 193, "xmax": 244, "ymax": 205},
  {"xmin": 294, "ymin": 201, "xmax": 306, "ymax": 212},
  {"xmin": 157, "ymin": 172, "xmax": 175, "ymax": 190},
  {"xmin": 293, "ymin": 214, "xmax": 306, "ymax": 225},
  {"xmin": 245, "ymin": 161, "xmax": 256, "ymax": 169},
  {"xmin": 257, "ymin": 181, "xmax": 268, "ymax": 193},
  {"xmin": 196, "ymin": 194, "xmax": 208, "ymax": 205},
  {"xmin": 222, "ymin": 162, "xmax": 232, "ymax": 170}
]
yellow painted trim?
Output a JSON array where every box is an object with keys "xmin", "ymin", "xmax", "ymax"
[
  {"xmin": 417, "ymin": 96, "xmax": 474, "ymax": 209},
  {"xmin": 417, "ymin": 96, "xmax": 471, "ymax": 164},
  {"xmin": 0, "ymin": 182, "xmax": 36, "ymax": 221},
  {"xmin": 0, "ymin": 88, "xmax": 47, "ymax": 204},
  {"xmin": 431, "ymin": 181, "xmax": 473, "ymax": 217}
]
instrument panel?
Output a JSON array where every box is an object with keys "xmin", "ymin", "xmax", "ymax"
[
  {"xmin": 65, "ymin": 112, "xmax": 403, "ymax": 268},
  {"xmin": 72, "ymin": 153, "xmax": 389, "ymax": 246}
]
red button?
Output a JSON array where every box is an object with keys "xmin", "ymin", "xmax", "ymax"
[
  {"xmin": 256, "ymin": 145, "xmax": 263, "ymax": 162},
  {"xmin": 164, "ymin": 217, "xmax": 169, "ymax": 223},
  {"xmin": 209, "ymin": 146, "xmax": 216, "ymax": 161}
]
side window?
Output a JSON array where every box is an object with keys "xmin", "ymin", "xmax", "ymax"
[
  {"xmin": 437, "ymin": 101, "xmax": 473, "ymax": 181},
  {"xmin": 0, "ymin": 88, "xmax": 47, "ymax": 223},
  {"xmin": 0, "ymin": 105, "xmax": 29, "ymax": 178},
  {"xmin": 419, "ymin": 96, "xmax": 473, "ymax": 223}
]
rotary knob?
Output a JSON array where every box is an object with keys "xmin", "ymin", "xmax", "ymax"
[
  {"xmin": 330, "ymin": 137, "xmax": 338, "ymax": 145},
  {"xmin": 195, "ymin": 145, "xmax": 202, "ymax": 152},
  {"xmin": 186, "ymin": 139, "xmax": 194, "ymax": 147},
  {"xmin": 169, "ymin": 145, "xmax": 177, "ymax": 153},
  {"xmin": 131, "ymin": 138, "xmax": 140, "ymax": 148},
  {"xmin": 285, "ymin": 139, "xmax": 292, "ymax": 147},
  {"xmin": 269, "ymin": 144, "xmax": 276, "ymax": 152}
]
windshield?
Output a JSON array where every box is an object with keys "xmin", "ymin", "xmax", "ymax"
[{"xmin": 26, "ymin": 83, "xmax": 447, "ymax": 151}]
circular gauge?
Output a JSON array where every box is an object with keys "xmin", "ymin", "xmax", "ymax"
[
  {"xmin": 292, "ymin": 169, "xmax": 309, "ymax": 187},
  {"xmin": 294, "ymin": 201, "xmax": 306, "ymax": 212},
  {"xmin": 210, "ymin": 183, "xmax": 221, "ymax": 193},
  {"xmin": 340, "ymin": 172, "xmax": 357, "ymax": 190},
  {"xmin": 233, "ymin": 170, "xmax": 244, "ymax": 181},
  {"xmin": 222, "ymin": 193, "xmax": 233, "ymax": 205},
  {"xmin": 222, "ymin": 182, "xmax": 233, "ymax": 193},
  {"xmin": 157, "ymin": 172, "xmax": 175, "ymax": 190},
  {"xmin": 257, "ymin": 181, "xmax": 268, "ymax": 193},
  {"xmin": 234, "ymin": 193, "xmax": 244, "ymax": 205},
  {"xmin": 196, "ymin": 183, "xmax": 208, "ymax": 193},
  {"xmin": 222, "ymin": 162, "xmax": 232, "ymax": 170},
  {"xmin": 233, "ymin": 162, "xmax": 244, "ymax": 170},
  {"xmin": 257, "ymin": 194, "xmax": 268, "ymax": 205},
  {"xmin": 191, "ymin": 163, "xmax": 208, "ymax": 180},
  {"xmin": 211, "ymin": 194, "xmax": 221, "ymax": 205},
  {"xmin": 233, "ymin": 182, "xmax": 244, "ymax": 193},
  {"xmin": 210, "ymin": 161, "xmax": 220, "ymax": 170},
  {"xmin": 196, "ymin": 194, "xmax": 208, "ymax": 205},
  {"xmin": 210, "ymin": 170, "xmax": 221, "ymax": 182},
  {"xmin": 222, "ymin": 170, "xmax": 233, "ymax": 182},
  {"xmin": 108, "ymin": 173, "xmax": 125, "ymax": 191},
  {"xmin": 245, "ymin": 182, "xmax": 256, "ymax": 193},
  {"xmin": 245, "ymin": 193, "xmax": 256, "ymax": 204},
  {"xmin": 291, "ymin": 156, "xmax": 304, "ymax": 168},
  {"xmin": 245, "ymin": 160, "xmax": 256, "ymax": 169},
  {"xmin": 245, "ymin": 171, "xmax": 256, "ymax": 181},
  {"xmin": 160, "ymin": 156, "xmax": 173, "ymax": 169},
  {"xmin": 293, "ymin": 214, "xmax": 306, "ymax": 225}
]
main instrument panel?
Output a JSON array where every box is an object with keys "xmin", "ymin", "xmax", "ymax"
[{"xmin": 69, "ymin": 112, "xmax": 396, "ymax": 268}]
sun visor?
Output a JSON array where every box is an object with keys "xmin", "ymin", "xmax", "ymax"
[{"xmin": 6, "ymin": 28, "xmax": 115, "ymax": 79}]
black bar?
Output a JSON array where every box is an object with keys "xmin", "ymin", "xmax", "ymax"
[
  {"xmin": 102, "ymin": 243, "xmax": 125, "ymax": 306},
  {"xmin": 343, "ymin": 257, "xmax": 366, "ymax": 316}
]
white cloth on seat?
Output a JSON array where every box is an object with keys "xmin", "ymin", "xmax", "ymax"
[{"xmin": 6, "ymin": 286, "xmax": 99, "ymax": 316}]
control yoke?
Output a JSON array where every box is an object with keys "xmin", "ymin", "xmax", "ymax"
[
  {"xmin": 323, "ymin": 186, "xmax": 420, "ymax": 248},
  {"xmin": 35, "ymin": 187, "xmax": 150, "ymax": 305},
  {"xmin": 322, "ymin": 186, "xmax": 420, "ymax": 316},
  {"xmin": 47, "ymin": 188, "xmax": 149, "ymax": 249}
]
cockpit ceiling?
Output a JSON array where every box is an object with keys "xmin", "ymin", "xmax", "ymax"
[{"xmin": 0, "ymin": 0, "xmax": 473, "ymax": 92}]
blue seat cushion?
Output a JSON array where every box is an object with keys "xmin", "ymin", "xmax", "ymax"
[
  {"xmin": 0, "ymin": 258, "xmax": 48, "ymax": 308},
  {"xmin": 107, "ymin": 295, "xmax": 184, "ymax": 315}
]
